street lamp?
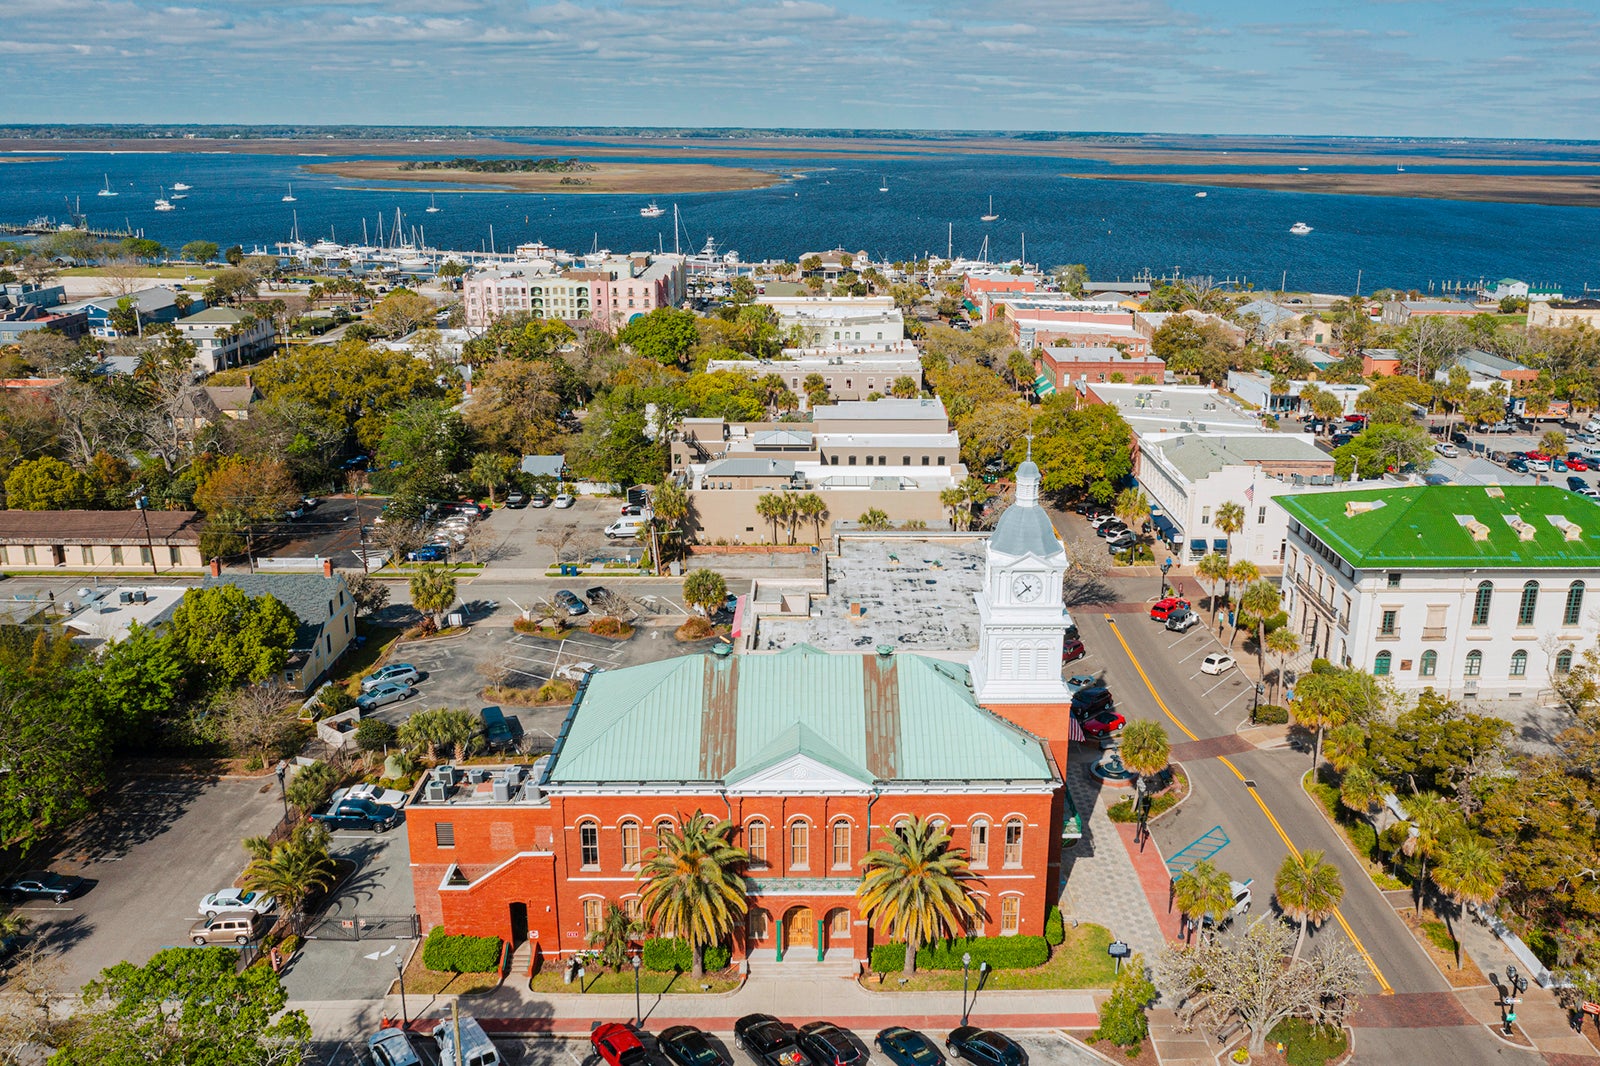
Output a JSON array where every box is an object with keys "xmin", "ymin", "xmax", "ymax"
[
  {"xmin": 631, "ymin": 951, "xmax": 643, "ymax": 1026},
  {"xmin": 274, "ymin": 760, "xmax": 289, "ymax": 822},
  {"xmin": 1160, "ymin": 556, "xmax": 1173, "ymax": 600},
  {"xmin": 395, "ymin": 957, "xmax": 408, "ymax": 1028},
  {"xmin": 961, "ymin": 951, "xmax": 972, "ymax": 1026}
]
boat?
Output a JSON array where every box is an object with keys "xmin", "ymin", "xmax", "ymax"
[
  {"xmin": 425, "ymin": 193, "xmax": 441, "ymax": 214},
  {"xmin": 171, "ymin": 182, "xmax": 191, "ymax": 191},
  {"xmin": 1397, "ymin": 165, "xmax": 1406, "ymax": 172},
  {"xmin": 1195, "ymin": 191, "xmax": 1207, "ymax": 198},
  {"xmin": 171, "ymin": 193, "xmax": 187, "ymax": 200},
  {"xmin": 878, "ymin": 175, "xmax": 888, "ymax": 192},
  {"xmin": 640, "ymin": 200, "xmax": 664, "ymax": 218},
  {"xmin": 980, "ymin": 196, "xmax": 999, "ymax": 222},
  {"xmin": 1297, "ymin": 167, "xmax": 1309, "ymax": 172},
  {"xmin": 153, "ymin": 187, "xmax": 175, "ymax": 212},
  {"xmin": 281, "ymin": 184, "xmax": 297, "ymax": 203},
  {"xmin": 97, "ymin": 174, "xmax": 118, "ymax": 198},
  {"xmin": 1290, "ymin": 222, "xmax": 1313, "ymax": 235}
]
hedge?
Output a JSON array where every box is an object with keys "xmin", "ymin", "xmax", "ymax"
[
  {"xmin": 641, "ymin": 937, "xmax": 731, "ymax": 973},
  {"xmin": 1045, "ymin": 906, "xmax": 1064, "ymax": 947},
  {"xmin": 422, "ymin": 925, "xmax": 503, "ymax": 973},
  {"xmin": 1253, "ymin": 703, "xmax": 1290, "ymax": 725},
  {"xmin": 869, "ymin": 935, "xmax": 1051, "ymax": 973}
]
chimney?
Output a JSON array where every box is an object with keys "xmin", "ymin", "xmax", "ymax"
[
  {"xmin": 322, "ymin": 558, "xmax": 334, "ymax": 578},
  {"xmin": 208, "ymin": 557, "xmax": 221, "ymax": 577}
]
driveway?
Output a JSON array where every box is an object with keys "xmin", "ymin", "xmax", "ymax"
[{"xmin": 8, "ymin": 774, "xmax": 284, "ymax": 989}]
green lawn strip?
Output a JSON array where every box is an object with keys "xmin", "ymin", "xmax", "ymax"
[
  {"xmin": 1266, "ymin": 1018, "xmax": 1348, "ymax": 1066},
  {"xmin": 332, "ymin": 624, "xmax": 406, "ymax": 693},
  {"xmin": 1304, "ymin": 776, "xmax": 1408, "ymax": 890},
  {"xmin": 863, "ymin": 924, "xmax": 1117, "ymax": 991},
  {"xmin": 527, "ymin": 967, "xmax": 739, "ymax": 995},
  {"xmin": 1419, "ymin": 919, "xmax": 1459, "ymax": 956}
]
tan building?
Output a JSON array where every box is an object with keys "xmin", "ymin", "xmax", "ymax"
[
  {"xmin": 0, "ymin": 510, "xmax": 204, "ymax": 572},
  {"xmin": 1528, "ymin": 299, "xmax": 1600, "ymax": 330},
  {"xmin": 703, "ymin": 354, "xmax": 922, "ymax": 406}
]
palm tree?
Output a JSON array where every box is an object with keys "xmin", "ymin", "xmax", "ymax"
[
  {"xmin": 940, "ymin": 487, "xmax": 971, "ymax": 531},
  {"xmin": 754, "ymin": 493, "xmax": 785, "ymax": 544},
  {"xmin": 1197, "ymin": 552, "xmax": 1230, "ymax": 623},
  {"xmin": 1225, "ymin": 560, "xmax": 1260, "ymax": 643},
  {"xmin": 857, "ymin": 816, "xmax": 980, "ymax": 976},
  {"xmin": 0, "ymin": 906, "xmax": 29, "ymax": 945},
  {"xmin": 1265, "ymin": 626, "xmax": 1300, "ymax": 704},
  {"xmin": 1400, "ymin": 791, "xmax": 1462, "ymax": 917},
  {"xmin": 795, "ymin": 492, "xmax": 828, "ymax": 543},
  {"xmin": 636, "ymin": 811, "xmax": 748, "ymax": 979},
  {"xmin": 1118, "ymin": 719, "xmax": 1171, "ymax": 782},
  {"xmin": 858, "ymin": 508, "xmax": 891, "ymax": 531},
  {"xmin": 1214, "ymin": 500, "xmax": 1245, "ymax": 572},
  {"xmin": 1172, "ymin": 860, "xmax": 1236, "ymax": 943},
  {"xmin": 1338, "ymin": 765, "xmax": 1387, "ymax": 836},
  {"xmin": 1273, "ymin": 849, "xmax": 1345, "ymax": 961},
  {"xmin": 1322, "ymin": 723, "xmax": 1367, "ymax": 774},
  {"xmin": 1432, "ymin": 834, "xmax": 1503, "ymax": 967},
  {"xmin": 587, "ymin": 901, "xmax": 644, "ymax": 973},
  {"xmin": 408, "ymin": 565, "xmax": 457, "ymax": 629},
  {"xmin": 242, "ymin": 822, "xmax": 337, "ymax": 934},
  {"xmin": 1114, "ymin": 488, "xmax": 1151, "ymax": 546},
  {"xmin": 651, "ymin": 479, "xmax": 694, "ymax": 565},
  {"xmin": 1236, "ymin": 580, "xmax": 1281, "ymax": 668},
  {"xmin": 1291, "ymin": 669, "xmax": 1348, "ymax": 766}
]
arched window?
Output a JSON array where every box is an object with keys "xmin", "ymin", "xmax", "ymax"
[
  {"xmin": 1465, "ymin": 650, "xmax": 1483, "ymax": 677},
  {"xmin": 789, "ymin": 819, "xmax": 810, "ymax": 869},
  {"xmin": 1557, "ymin": 648, "xmax": 1574, "ymax": 674},
  {"xmin": 655, "ymin": 817, "xmax": 673, "ymax": 839},
  {"xmin": 1565, "ymin": 581, "xmax": 1586, "ymax": 627},
  {"xmin": 831, "ymin": 820, "xmax": 851, "ymax": 869},
  {"xmin": 579, "ymin": 822, "xmax": 599, "ymax": 867},
  {"xmin": 1419, "ymin": 650, "xmax": 1437, "ymax": 677},
  {"xmin": 620, "ymin": 820, "xmax": 640, "ymax": 868},
  {"xmin": 582, "ymin": 898, "xmax": 603, "ymax": 934},
  {"xmin": 1510, "ymin": 649, "xmax": 1528, "ymax": 677},
  {"xmin": 1472, "ymin": 581, "xmax": 1493, "ymax": 626},
  {"xmin": 970, "ymin": 820, "xmax": 989, "ymax": 867},
  {"xmin": 745, "ymin": 820, "xmax": 767, "ymax": 866},
  {"xmin": 1373, "ymin": 650, "xmax": 1391, "ymax": 677},
  {"xmin": 623, "ymin": 897, "xmax": 642, "ymax": 923},
  {"xmin": 1003, "ymin": 819, "xmax": 1023, "ymax": 867},
  {"xmin": 1519, "ymin": 581, "xmax": 1540, "ymax": 626}
]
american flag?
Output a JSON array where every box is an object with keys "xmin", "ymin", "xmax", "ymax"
[
  {"xmin": 1068, "ymin": 715, "xmax": 1086, "ymax": 743},
  {"xmin": 1244, "ymin": 483, "xmax": 1255, "ymax": 504}
]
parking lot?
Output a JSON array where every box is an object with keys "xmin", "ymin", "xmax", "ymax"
[{"xmin": 6, "ymin": 775, "xmax": 284, "ymax": 989}]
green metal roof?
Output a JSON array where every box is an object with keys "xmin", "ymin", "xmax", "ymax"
[
  {"xmin": 1273, "ymin": 485, "xmax": 1600, "ymax": 570},
  {"xmin": 1033, "ymin": 373, "xmax": 1056, "ymax": 397},
  {"xmin": 547, "ymin": 644, "xmax": 1054, "ymax": 785}
]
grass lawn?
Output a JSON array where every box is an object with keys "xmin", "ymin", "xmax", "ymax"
[
  {"xmin": 391, "ymin": 946, "xmax": 501, "ymax": 996},
  {"xmin": 1304, "ymin": 776, "xmax": 1407, "ymax": 890},
  {"xmin": 527, "ymin": 967, "xmax": 740, "ymax": 995},
  {"xmin": 862, "ymin": 924, "xmax": 1118, "ymax": 992},
  {"xmin": 59, "ymin": 265, "xmax": 227, "ymax": 278},
  {"xmin": 331, "ymin": 623, "xmax": 405, "ymax": 694}
]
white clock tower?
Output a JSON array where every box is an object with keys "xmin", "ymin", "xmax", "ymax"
[{"xmin": 970, "ymin": 448, "xmax": 1072, "ymax": 704}]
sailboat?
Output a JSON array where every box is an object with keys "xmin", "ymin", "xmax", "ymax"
[
  {"xmin": 281, "ymin": 184, "xmax": 297, "ymax": 203},
  {"xmin": 98, "ymin": 174, "xmax": 118, "ymax": 198},
  {"xmin": 640, "ymin": 200, "xmax": 664, "ymax": 218},
  {"xmin": 425, "ymin": 193, "xmax": 441, "ymax": 214},
  {"xmin": 878, "ymin": 175, "xmax": 888, "ymax": 192},
  {"xmin": 171, "ymin": 181, "xmax": 191, "ymax": 191},
  {"xmin": 981, "ymin": 196, "xmax": 999, "ymax": 222},
  {"xmin": 153, "ymin": 187, "xmax": 175, "ymax": 212}
]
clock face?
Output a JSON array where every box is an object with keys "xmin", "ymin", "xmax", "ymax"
[{"xmin": 1012, "ymin": 574, "xmax": 1043, "ymax": 602}]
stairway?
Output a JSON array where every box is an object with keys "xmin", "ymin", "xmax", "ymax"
[{"xmin": 744, "ymin": 949, "xmax": 861, "ymax": 979}]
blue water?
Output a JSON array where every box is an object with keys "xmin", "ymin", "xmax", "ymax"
[{"xmin": 3, "ymin": 148, "xmax": 1598, "ymax": 293}]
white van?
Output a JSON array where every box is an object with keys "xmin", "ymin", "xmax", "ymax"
[
  {"xmin": 605, "ymin": 518, "xmax": 644, "ymax": 539},
  {"xmin": 434, "ymin": 1014, "xmax": 502, "ymax": 1066}
]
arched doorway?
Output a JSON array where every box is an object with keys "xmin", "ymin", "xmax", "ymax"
[
  {"xmin": 822, "ymin": 908, "xmax": 851, "ymax": 955},
  {"xmin": 783, "ymin": 906, "xmax": 814, "ymax": 955},
  {"xmin": 508, "ymin": 902, "xmax": 528, "ymax": 947}
]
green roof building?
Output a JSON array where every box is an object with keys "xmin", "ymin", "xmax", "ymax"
[{"xmin": 1275, "ymin": 485, "xmax": 1600, "ymax": 698}]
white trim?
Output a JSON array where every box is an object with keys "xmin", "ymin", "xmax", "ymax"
[{"xmin": 436, "ymin": 850, "xmax": 554, "ymax": 892}]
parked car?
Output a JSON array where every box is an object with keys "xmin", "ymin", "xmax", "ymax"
[
  {"xmin": 554, "ymin": 493, "xmax": 576, "ymax": 508},
  {"xmin": 1065, "ymin": 673, "xmax": 1099, "ymax": 694},
  {"xmin": 434, "ymin": 1014, "xmax": 502, "ymax": 1066},
  {"xmin": 1507, "ymin": 457, "xmax": 1530, "ymax": 473},
  {"xmin": 407, "ymin": 545, "xmax": 448, "ymax": 563},
  {"xmin": 1200, "ymin": 652, "xmax": 1237, "ymax": 675},
  {"xmin": 1080, "ymin": 709, "xmax": 1125, "ymax": 738},
  {"xmin": 1200, "ymin": 879, "xmax": 1254, "ymax": 931},
  {"xmin": 735, "ymin": 1015, "xmax": 806, "ymax": 1066},
  {"xmin": 606, "ymin": 518, "xmax": 645, "ymax": 539},
  {"xmin": 1433, "ymin": 441, "xmax": 1458, "ymax": 457},
  {"xmin": 1094, "ymin": 520, "xmax": 1128, "ymax": 539},
  {"xmin": 530, "ymin": 493, "xmax": 552, "ymax": 508},
  {"xmin": 189, "ymin": 910, "xmax": 267, "ymax": 946},
  {"xmin": 620, "ymin": 503, "xmax": 645, "ymax": 516},
  {"xmin": 361, "ymin": 663, "xmax": 420, "ymax": 691},
  {"xmin": 1165, "ymin": 608, "xmax": 1201, "ymax": 632},
  {"xmin": 311, "ymin": 796, "xmax": 400, "ymax": 833},
  {"xmin": 875, "ymin": 1027, "xmax": 945, "ymax": 1066},
  {"xmin": 592, "ymin": 1023, "xmax": 651, "ymax": 1066},
  {"xmin": 945, "ymin": 1027, "xmax": 1027, "ymax": 1066},
  {"xmin": 1105, "ymin": 531, "xmax": 1138, "ymax": 552},
  {"xmin": 797, "ymin": 1022, "xmax": 864, "ymax": 1066},
  {"xmin": 1070, "ymin": 686, "xmax": 1114, "ymax": 717},
  {"xmin": 1087, "ymin": 513, "xmax": 1118, "ymax": 528},
  {"xmin": 1566, "ymin": 454, "xmax": 1589, "ymax": 471},
  {"xmin": 659, "ymin": 1025, "xmax": 732, "ymax": 1066},
  {"xmin": 3, "ymin": 871, "xmax": 85, "ymax": 903},
  {"xmin": 1527, "ymin": 457, "xmax": 1552, "ymax": 472},
  {"xmin": 1061, "ymin": 638, "xmax": 1086, "ymax": 663},
  {"xmin": 1554, "ymin": 459, "xmax": 1570, "ymax": 473},
  {"xmin": 357, "ymin": 681, "xmax": 416, "ymax": 711},
  {"xmin": 555, "ymin": 661, "xmax": 600, "ymax": 681},
  {"xmin": 368, "ymin": 1029, "xmax": 424, "ymax": 1066},
  {"xmin": 1581, "ymin": 488, "xmax": 1600, "ymax": 502},
  {"xmin": 198, "ymin": 888, "xmax": 275, "ymax": 918},
  {"xmin": 1149, "ymin": 597, "xmax": 1191, "ymax": 621},
  {"xmin": 504, "ymin": 490, "xmax": 530, "ymax": 509},
  {"xmin": 1569, "ymin": 476, "xmax": 1590, "ymax": 491},
  {"xmin": 554, "ymin": 590, "xmax": 589, "ymax": 616}
]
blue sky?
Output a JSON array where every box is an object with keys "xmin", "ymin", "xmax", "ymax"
[{"xmin": 4, "ymin": 0, "xmax": 1598, "ymax": 137}]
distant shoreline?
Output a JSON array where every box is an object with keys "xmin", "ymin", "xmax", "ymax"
[
  {"xmin": 0, "ymin": 155, "xmax": 58, "ymax": 164},
  {"xmin": 1070, "ymin": 171, "xmax": 1600, "ymax": 208},
  {"xmin": 302, "ymin": 158, "xmax": 785, "ymax": 194}
]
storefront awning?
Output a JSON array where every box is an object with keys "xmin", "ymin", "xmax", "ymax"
[
  {"xmin": 1033, "ymin": 373, "xmax": 1056, "ymax": 397},
  {"xmin": 1189, "ymin": 539, "xmax": 1207, "ymax": 555},
  {"xmin": 1213, "ymin": 538, "xmax": 1230, "ymax": 552},
  {"xmin": 1151, "ymin": 514, "xmax": 1181, "ymax": 542}
]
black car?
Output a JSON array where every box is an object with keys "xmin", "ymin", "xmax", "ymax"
[
  {"xmin": 1070, "ymin": 686, "xmax": 1114, "ymax": 718},
  {"xmin": 945, "ymin": 1028, "xmax": 1026, "ymax": 1066},
  {"xmin": 3, "ymin": 871, "xmax": 85, "ymax": 903},
  {"xmin": 734, "ymin": 1015, "xmax": 805, "ymax": 1066},
  {"xmin": 310, "ymin": 798, "xmax": 400, "ymax": 833},
  {"xmin": 505, "ymin": 490, "xmax": 530, "ymax": 509},
  {"xmin": 796, "ymin": 1022, "xmax": 863, "ymax": 1066},
  {"xmin": 585, "ymin": 585, "xmax": 611, "ymax": 604},
  {"xmin": 659, "ymin": 1025, "xmax": 731, "ymax": 1066},
  {"xmin": 1095, "ymin": 521, "xmax": 1128, "ymax": 539},
  {"xmin": 875, "ymin": 1027, "xmax": 944, "ymax": 1066},
  {"xmin": 1568, "ymin": 475, "xmax": 1588, "ymax": 491}
]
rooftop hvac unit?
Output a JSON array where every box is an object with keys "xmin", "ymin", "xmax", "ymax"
[
  {"xmin": 1197, "ymin": 423, "xmax": 1207, "ymax": 432},
  {"xmin": 424, "ymin": 780, "xmax": 448, "ymax": 803},
  {"xmin": 118, "ymin": 591, "xmax": 133, "ymax": 604},
  {"xmin": 467, "ymin": 767, "xmax": 487, "ymax": 784},
  {"xmin": 132, "ymin": 590, "xmax": 147, "ymax": 604},
  {"xmin": 433, "ymin": 765, "xmax": 456, "ymax": 786},
  {"xmin": 504, "ymin": 766, "xmax": 524, "ymax": 787},
  {"xmin": 492, "ymin": 778, "xmax": 511, "ymax": 803}
]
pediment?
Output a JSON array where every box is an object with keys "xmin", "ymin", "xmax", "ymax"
[{"xmin": 726, "ymin": 752, "xmax": 872, "ymax": 794}]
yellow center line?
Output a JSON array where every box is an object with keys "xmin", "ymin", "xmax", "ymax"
[{"xmin": 1104, "ymin": 615, "xmax": 1393, "ymax": 995}]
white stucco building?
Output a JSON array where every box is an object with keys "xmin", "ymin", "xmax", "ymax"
[
  {"xmin": 1276, "ymin": 485, "xmax": 1600, "ymax": 700},
  {"xmin": 755, "ymin": 295, "xmax": 905, "ymax": 351}
]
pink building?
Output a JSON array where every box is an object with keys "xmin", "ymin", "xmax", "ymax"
[{"xmin": 463, "ymin": 253, "xmax": 685, "ymax": 331}]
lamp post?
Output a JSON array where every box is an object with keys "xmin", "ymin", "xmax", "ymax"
[
  {"xmin": 961, "ymin": 951, "xmax": 972, "ymax": 1026},
  {"xmin": 631, "ymin": 951, "xmax": 642, "ymax": 1027},
  {"xmin": 1250, "ymin": 682, "xmax": 1264, "ymax": 724},
  {"xmin": 395, "ymin": 957, "xmax": 408, "ymax": 1028},
  {"xmin": 274, "ymin": 760, "xmax": 289, "ymax": 822},
  {"xmin": 1160, "ymin": 557, "xmax": 1173, "ymax": 600}
]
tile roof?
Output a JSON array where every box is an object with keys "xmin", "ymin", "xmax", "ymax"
[
  {"xmin": 0, "ymin": 509, "xmax": 201, "ymax": 544},
  {"xmin": 1274, "ymin": 485, "xmax": 1600, "ymax": 569},
  {"xmin": 546, "ymin": 645, "xmax": 1054, "ymax": 786}
]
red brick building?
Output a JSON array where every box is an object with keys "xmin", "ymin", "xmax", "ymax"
[
  {"xmin": 1038, "ymin": 346, "xmax": 1167, "ymax": 391},
  {"xmin": 405, "ymin": 463, "xmax": 1077, "ymax": 967}
]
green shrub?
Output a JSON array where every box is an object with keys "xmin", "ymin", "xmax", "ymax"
[
  {"xmin": 704, "ymin": 944, "xmax": 731, "ymax": 971},
  {"xmin": 355, "ymin": 717, "xmax": 397, "ymax": 752},
  {"xmin": 422, "ymin": 925, "xmax": 503, "ymax": 973},
  {"xmin": 871, "ymin": 935, "xmax": 1050, "ymax": 972},
  {"xmin": 284, "ymin": 760, "xmax": 338, "ymax": 814},
  {"xmin": 1253, "ymin": 703, "xmax": 1290, "ymax": 725},
  {"xmin": 1525, "ymin": 928, "xmax": 1558, "ymax": 969},
  {"xmin": 1092, "ymin": 951, "xmax": 1155, "ymax": 1049},
  {"xmin": 317, "ymin": 686, "xmax": 356, "ymax": 717},
  {"xmin": 1045, "ymin": 906, "xmax": 1064, "ymax": 947},
  {"xmin": 1107, "ymin": 791, "xmax": 1180, "ymax": 823},
  {"xmin": 870, "ymin": 942, "xmax": 907, "ymax": 974},
  {"xmin": 640, "ymin": 937, "xmax": 729, "ymax": 972}
]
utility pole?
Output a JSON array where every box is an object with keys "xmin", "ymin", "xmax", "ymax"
[{"xmin": 135, "ymin": 494, "xmax": 158, "ymax": 574}]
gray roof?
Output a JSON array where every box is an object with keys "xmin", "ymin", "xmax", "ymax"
[
  {"xmin": 1235, "ymin": 300, "xmax": 1298, "ymax": 327},
  {"xmin": 199, "ymin": 573, "xmax": 344, "ymax": 651},
  {"xmin": 989, "ymin": 466, "xmax": 1062, "ymax": 559},
  {"xmin": 179, "ymin": 307, "xmax": 251, "ymax": 325},
  {"xmin": 814, "ymin": 398, "xmax": 947, "ymax": 422},
  {"xmin": 1457, "ymin": 348, "xmax": 1524, "ymax": 374},
  {"xmin": 705, "ymin": 458, "xmax": 795, "ymax": 478},
  {"xmin": 752, "ymin": 429, "xmax": 814, "ymax": 447},
  {"xmin": 519, "ymin": 454, "xmax": 566, "ymax": 478},
  {"xmin": 62, "ymin": 286, "xmax": 181, "ymax": 315},
  {"xmin": 1159, "ymin": 434, "xmax": 1329, "ymax": 482}
]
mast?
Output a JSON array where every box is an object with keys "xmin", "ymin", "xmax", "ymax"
[
  {"xmin": 947, "ymin": 223, "xmax": 952, "ymax": 261},
  {"xmin": 674, "ymin": 204, "xmax": 680, "ymax": 256}
]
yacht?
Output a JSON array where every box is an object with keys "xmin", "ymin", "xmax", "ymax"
[
  {"xmin": 1290, "ymin": 222, "xmax": 1313, "ymax": 235},
  {"xmin": 171, "ymin": 181, "xmax": 191, "ymax": 191},
  {"xmin": 980, "ymin": 195, "xmax": 999, "ymax": 222},
  {"xmin": 153, "ymin": 187, "xmax": 175, "ymax": 212},
  {"xmin": 640, "ymin": 200, "xmax": 664, "ymax": 218},
  {"xmin": 425, "ymin": 193, "xmax": 441, "ymax": 214},
  {"xmin": 281, "ymin": 184, "xmax": 297, "ymax": 203},
  {"xmin": 98, "ymin": 174, "xmax": 118, "ymax": 198}
]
